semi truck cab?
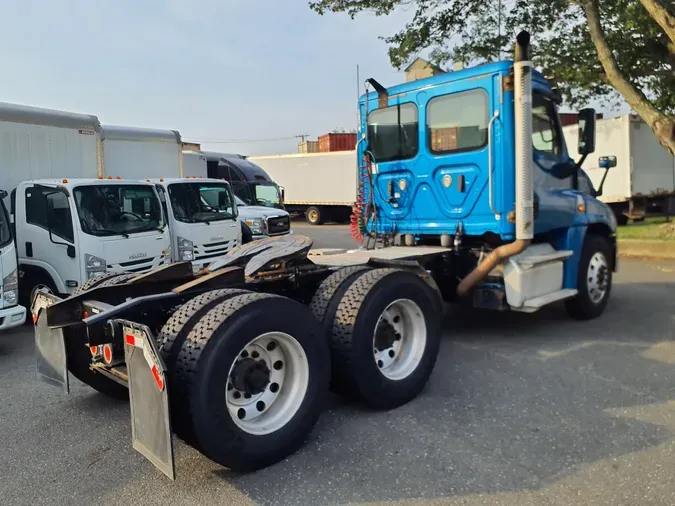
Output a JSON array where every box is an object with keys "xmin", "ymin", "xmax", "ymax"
[
  {"xmin": 13, "ymin": 178, "xmax": 171, "ymax": 306},
  {"xmin": 152, "ymin": 178, "xmax": 241, "ymax": 271},
  {"xmin": 0, "ymin": 190, "xmax": 26, "ymax": 330},
  {"xmin": 202, "ymin": 152, "xmax": 285, "ymax": 211}
]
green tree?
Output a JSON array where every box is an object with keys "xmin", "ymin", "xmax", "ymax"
[{"xmin": 309, "ymin": 0, "xmax": 675, "ymax": 154}]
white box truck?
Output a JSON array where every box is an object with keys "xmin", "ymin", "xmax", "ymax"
[
  {"xmin": 100, "ymin": 127, "xmax": 242, "ymax": 270},
  {"xmin": 0, "ymin": 103, "xmax": 170, "ymax": 307},
  {"xmin": 563, "ymin": 114, "xmax": 675, "ymax": 223},
  {"xmin": 247, "ymin": 151, "xmax": 357, "ymax": 225}
]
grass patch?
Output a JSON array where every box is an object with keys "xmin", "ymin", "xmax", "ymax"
[{"xmin": 617, "ymin": 216, "xmax": 675, "ymax": 241}]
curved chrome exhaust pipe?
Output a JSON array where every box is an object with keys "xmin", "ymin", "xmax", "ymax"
[{"xmin": 457, "ymin": 31, "xmax": 534, "ymax": 297}]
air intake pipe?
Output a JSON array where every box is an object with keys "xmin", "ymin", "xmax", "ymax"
[{"xmin": 457, "ymin": 31, "xmax": 534, "ymax": 297}]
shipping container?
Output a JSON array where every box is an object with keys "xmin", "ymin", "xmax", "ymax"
[
  {"xmin": 318, "ymin": 133, "xmax": 357, "ymax": 153},
  {"xmin": 298, "ymin": 140, "xmax": 319, "ymax": 154},
  {"xmin": 247, "ymin": 151, "xmax": 357, "ymax": 224},
  {"xmin": 563, "ymin": 114, "xmax": 675, "ymax": 223}
]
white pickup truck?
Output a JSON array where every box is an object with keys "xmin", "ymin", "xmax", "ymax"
[{"xmin": 234, "ymin": 195, "xmax": 292, "ymax": 241}]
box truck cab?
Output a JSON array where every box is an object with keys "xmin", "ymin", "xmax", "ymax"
[
  {"xmin": 202, "ymin": 152, "xmax": 286, "ymax": 211},
  {"xmin": 13, "ymin": 178, "xmax": 171, "ymax": 306},
  {"xmin": 152, "ymin": 178, "xmax": 241, "ymax": 270},
  {"xmin": 0, "ymin": 189, "xmax": 25, "ymax": 330}
]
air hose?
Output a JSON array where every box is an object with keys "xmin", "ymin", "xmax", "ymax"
[{"xmin": 350, "ymin": 153, "xmax": 373, "ymax": 243}]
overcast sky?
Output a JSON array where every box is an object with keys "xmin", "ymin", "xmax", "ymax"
[{"xmin": 0, "ymin": 1, "xmax": 628, "ymax": 157}]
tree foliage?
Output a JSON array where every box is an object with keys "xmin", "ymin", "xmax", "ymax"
[{"xmin": 309, "ymin": 0, "xmax": 675, "ymax": 153}]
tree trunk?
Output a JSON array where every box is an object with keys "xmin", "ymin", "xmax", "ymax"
[
  {"xmin": 639, "ymin": 0, "xmax": 675, "ymax": 47},
  {"xmin": 583, "ymin": 0, "xmax": 675, "ymax": 155}
]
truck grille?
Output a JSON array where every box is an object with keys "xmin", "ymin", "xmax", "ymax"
[
  {"xmin": 267, "ymin": 216, "xmax": 290, "ymax": 236},
  {"xmin": 193, "ymin": 239, "xmax": 237, "ymax": 262},
  {"xmin": 107, "ymin": 254, "xmax": 167, "ymax": 274}
]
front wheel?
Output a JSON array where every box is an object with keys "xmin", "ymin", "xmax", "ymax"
[
  {"xmin": 565, "ymin": 234, "xmax": 613, "ymax": 320},
  {"xmin": 306, "ymin": 206, "xmax": 322, "ymax": 225}
]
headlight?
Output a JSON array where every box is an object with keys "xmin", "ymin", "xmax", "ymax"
[
  {"xmin": 245, "ymin": 218, "xmax": 265, "ymax": 235},
  {"xmin": 177, "ymin": 236, "xmax": 194, "ymax": 261},
  {"xmin": 2, "ymin": 268, "xmax": 18, "ymax": 307},
  {"xmin": 85, "ymin": 254, "xmax": 107, "ymax": 279}
]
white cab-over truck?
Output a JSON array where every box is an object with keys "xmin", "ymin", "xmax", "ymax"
[
  {"xmin": 0, "ymin": 189, "xmax": 25, "ymax": 330},
  {"xmin": 248, "ymin": 151, "xmax": 357, "ymax": 225},
  {"xmin": 100, "ymin": 127, "xmax": 242, "ymax": 270},
  {"xmin": 563, "ymin": 114, "xmax": 675, "ymax": 224},
  {"xmin": 0, "ymin": 102, "xmax": 170, "ymax": 306}
]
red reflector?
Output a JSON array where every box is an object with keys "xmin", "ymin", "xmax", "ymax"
[
  {"xmin": 90, "ymin": 345, "xmax": 98, "ymax": 356},
  {"xmin": 125, "ymin": 334, "xmax": 135, "ymax": 346},
  {"xmin": 103, "ymin": 345, "xmax": 112, "ymax": 363},
  {"xmin": 83, "ymin": 311, "xmax": 89, "ymax": 319},
  {"xmin": 32, "ymin": 314, "xmax": 38, "ymax": 324},
  {"xmin": 151, "ymin": 364, "xmax": 164, "ymax": 391}
]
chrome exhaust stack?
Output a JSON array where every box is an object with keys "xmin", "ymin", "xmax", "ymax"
[{"xmin": 457, "ymin": 30, "xmax": 534, "ymax": 297}]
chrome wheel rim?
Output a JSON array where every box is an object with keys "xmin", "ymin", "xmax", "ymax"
[
  {"xmin": 226, "ymin": 332, "xmax": 309, "ymax": 435},
  {"xmin": 587, "ymin": 252, "xmax": 609, "ymax": 304},
  {"xmin": 372, "ymin": 298, "xmax": 427, "ymax": 381},
  {"xmin": 308, "ymin": 210, "xmax": 318, "ymax": 223}
]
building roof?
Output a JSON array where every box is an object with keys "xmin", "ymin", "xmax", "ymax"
[{"xmin": 403, "ymin": 57, "xmax": 445, "ymax": 73}]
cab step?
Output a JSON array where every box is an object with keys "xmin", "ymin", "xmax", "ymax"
[{"xmin": 512, "ymin": 288, "xmax": 578, "ymax": 313}]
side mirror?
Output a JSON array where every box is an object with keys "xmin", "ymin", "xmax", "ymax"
[
  {"xmin": 0, "ymin": 189, "xmax": 7, "ymax": 200},
  {"xmin": 594, "ymin": 155, "xmax": 617, "ymax": 198},
  {"xmin": 577, "ymin": 108, "xmax": 596, "ymax": 156},
  {"xmin": 280, "ymin": 186, "xmax": 285, "ymax": 203}
]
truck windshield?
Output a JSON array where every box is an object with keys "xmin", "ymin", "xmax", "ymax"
[
  {"xmin": 0, "ymin": 199, "xmax": 11, "ymax": 248},
  {"xmin": 232, "ymin": 182, "xmax": 281, "ymax": 208},
  {"xmin": 367, "ymin": 102, "xmax": 419, "ymax": 163},
  {"xmin": 74, "ymin": 184, "xmax": 165, "ymax": 237},
  {"xmin": 168, "ymin": 182, "xmax": 236, "ymax": 223}
]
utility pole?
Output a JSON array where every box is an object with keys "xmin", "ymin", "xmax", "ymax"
[{"xmin": 295, "ymin": 134, "xmax": 310, "ymax": 142}]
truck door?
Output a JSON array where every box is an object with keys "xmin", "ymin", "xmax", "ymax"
[
  {"xmin": 18, "ymin": 185, "xmax": 80, "ymax": 293},
  {"xmin": 531, "ymin": 92, "xmax": 582, "ymax": 232}
]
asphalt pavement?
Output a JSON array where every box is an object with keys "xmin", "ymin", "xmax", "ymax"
[{"xmin": 1, "ymin": 223, "xmax": 674, "ymax": 506}]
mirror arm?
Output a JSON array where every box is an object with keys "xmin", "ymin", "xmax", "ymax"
[{"xmin": 594, "ymin": 167, "xmax": 610, "ymax": 198}]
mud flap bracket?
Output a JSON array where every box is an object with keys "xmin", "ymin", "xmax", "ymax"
[{"xmin": 122, "ymin": 321, "xmax": 175, "ymax": 480}]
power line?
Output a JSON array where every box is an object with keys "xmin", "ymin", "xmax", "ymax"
[{"xmin": 184, "ymin": 135, "xmax": 299, "ymax": 144}]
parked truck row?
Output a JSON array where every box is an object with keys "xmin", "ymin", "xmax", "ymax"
[
  {"xmin": 0, "ymin": 103, "xmax": 293, "ymax": 329},
  {"xmin": 33, "ymin": 31, "xmax": 620, "ymax": 481}
]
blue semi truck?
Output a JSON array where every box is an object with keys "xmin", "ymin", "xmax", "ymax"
[{"xmin": 32, "ymin": 31, "xmax": 616, "ymax": 478}]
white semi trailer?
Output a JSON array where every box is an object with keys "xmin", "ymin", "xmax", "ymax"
[
  {"xmin": 563, "ymin": 114, "xmax": 675, "ymax": 224},
  {"xmin": 247, "ymin": 151, "xmax": 357, "ymax": 225}
]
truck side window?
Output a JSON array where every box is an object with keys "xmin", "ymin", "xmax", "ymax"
[
  {"xmin": 25, "ymin": 188, "xmax": 74, "ymax": 243},
  {"xmin": 367, "ymin": 102, "xmax": 418, "ymax": 163},
  {"xmin": 426, "ymin": 89, "xmax": 489, "ymax": 154},
  {"xmin": 532, "ymin": 94, "xmax": 563, "ymax": 155}
]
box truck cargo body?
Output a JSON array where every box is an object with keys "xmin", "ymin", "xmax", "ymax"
[
  {"xmin": 182, "ymin": 150, "xmax": 208, "ymax": 178},
  {"xmin": 247, "ymin": 151, "xmax": 357, "ymax": 225},
  {"xmin": 0, "ymin": 102, "xmax": 101, "ymax": 208},
  {"xmin": 563, "ymin": 115, "xmax": 675, "ymax": 222},
  {"xmin": 101, "ymin": 125, "xmax": 183, "ymax": 180}
]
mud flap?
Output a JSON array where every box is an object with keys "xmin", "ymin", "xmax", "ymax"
[
  {"xmin": 33, "ymin": 293, "xmax": 69, "ymax": 392},
  {"xmin": 122, "ymin": 322, "xmax": 175, "ymax": 480}
]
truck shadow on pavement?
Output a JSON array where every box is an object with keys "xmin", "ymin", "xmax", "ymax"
[{"xmin": 217, "ymin": 279, "xmax": 675, "ymax": 505}]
